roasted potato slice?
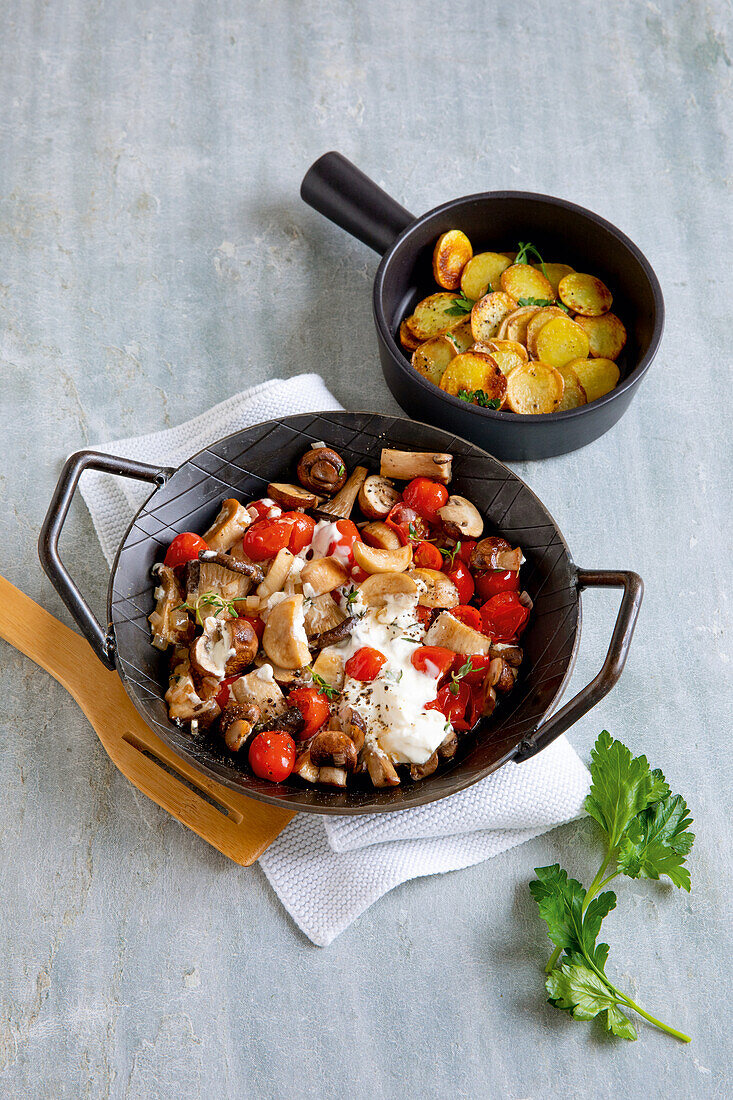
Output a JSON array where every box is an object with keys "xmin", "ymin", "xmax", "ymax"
[
  {"xmin": 558, "ymin": 273, "xmax": 612, "ymax": 316},
  {"xmin": 498, "ymin": 305, "xmax": 541, "ymax": 343},
  {"xmin": 439, "ymin": 351, "xmax": 507, "ymax": 406},
  {"xmin": 411, "ymin": 334, "xmax": 456, "ymax": 386},
  {"xmin": 500, "ymin": 263, "xmax": 554, "ymax": 302},
  {"xmin": 532, "ymin": 262, "xmax": 575, "ymax": 293},
  {"xmin": 470, "ymin": 291, "xmax": 517, "ymax": 343},
  {"xmin": 569, "ymin": 357, "xmax": 620, "ymax": 403},
  {"xmin": 481, "ymin": 339, "xmax": 528, "ymax": 377},
  {"xmin": 556, "ymin": 363, "xmax": 588, "ymax": 411},
  {"xmin": 406, "ymin": 293, "xmax": 462, "ymax": 342},
  {"xmin": 445, "ymin": 316, "xmax": 475, "ymax": 354},
  {"xmin": 525, "ymin": 306, "xmax": 568, "ymax": 358},
  {"xmin": 574, "ymin": 312, "xmax": 627, "ymax": 360},
  {"xmin": 432, "ymin": 230, "xmax": 473, "ymax": 290},
  {"xmin": 459, "ymin": 251, "xmax": 512, "ymax": 301},
  {"xmin": 399, "ymin": 319, "xmax": 422, "ymax": 352},
  {"xmin": 505, "ymin": 361, "xmax": 564, "ymax": 414},
  {"xmin": 534, "ymin": 315, "xmax": 591, "ymax": 369}
]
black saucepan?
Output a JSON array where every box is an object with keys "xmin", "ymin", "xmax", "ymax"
[
  {"xmin": 39, "ymin": 412, "xmax": 642, "ymax": 814},
  {"xmin": 301, "ymin": 153, "xmax": 664, "ymax": 461}
]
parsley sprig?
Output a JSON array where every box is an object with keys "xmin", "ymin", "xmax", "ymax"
[
  {"xmin": 445, "ymin": 291, "xmax": 476, "ymax": 317},
  {"xmin": 517, "ymin": 295, "xmax": 570, "ymax": 314},
  {"xmin": 530, "ymin": 731, "xmax": 694, "ymax": 1043},
  {"xmin": 457, "ymin": 389, "xmax": 502, "ymax": 410},
  {"xmin": 514, "ymin": 240, "xmax": 549, "ymax": 280}
]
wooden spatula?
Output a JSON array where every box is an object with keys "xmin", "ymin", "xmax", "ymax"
[{"xmin": 0, "ymin": 575, "xmax": 294, "ymax": 864}]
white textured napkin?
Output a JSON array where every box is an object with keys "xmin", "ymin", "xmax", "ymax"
[{"xmin": 78, "ymin": 374, "xmax": 590, "ymax": 947}]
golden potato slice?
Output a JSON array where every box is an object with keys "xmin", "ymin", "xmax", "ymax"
[
  {"xmin": 498, "ymin": 305, "xmax": 541, "ymax": 343},
  {"xmin": 525, "ymin": 306, "xmax": 568, "ymax": 358},
  {"xmin": 399, "ymin": 319, "xmax": 422, "ymax": 352},
  {"xmin": 411, "ymin": 335, "xmax": 456, "ymax": 386},
  {"xmin": 532, "ymin": 262, "xmax": 575, "ymax": 294},
  {"xmin": 574, "ymin": 312, "xmax": 627, "ymax": 360},
  {"xmin": 488, "ymin": 338, "xmax": 528, "ymax": 361},
  {"xmin": 535, "ymin": 315, "xmax": 590, "ymax": 369},
  {"xmin": 569, "ymin": 357, "xmax": 620, "ymax": 403},
  {"xmin": 406, "ymin": 293, "xmax": 462, "ymax": 342},
  {"xmin": 480, "ymin": 339, "xmax": 527, "ymax": 377},
  {"xmin": 439, "ymin": 351, "xmax": 507, "ymax": 406},
  {"xmin": 470, "ymin": 291, "xmax": 517, "ymax": 343},
  {"xmin": 555, "ymin": 363, "xmax": 587, "ymax": 411},
  {"xmin": 460, "ymin": 251, "xmax": 512, "ymax": 301},
  {"xmin": 505, "ymin": 361, "xmax": 564, "ymax": 414},
  {"xmin": 432, "ymin": 230, "xmax": 473, "ymax": 290},
  {"xmin": 500, "ymin": 263, "xmax": 554, "ymax": 302},
  {"xmin": 445, "ymin": 316, "xmax": 475, "ymax": 354},
  {"xmin": 558, "ymin": 273, "xmax": 613, "ymax": 316}
]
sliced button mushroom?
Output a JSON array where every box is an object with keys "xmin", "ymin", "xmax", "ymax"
[
  {"xmin": 190, "ymin": 616, "xmax": 258, "ymax": 680},
  {"xmin": 202, "ymin": 498, "xmax": 252, "ymax": 551},
  {"xmin": 300, "ymin": 555, "xmax": 349, "ymax": 597},
  {"xmin": 309, "ymin": 730, "xmax": 358, "ymax": 771},
  {"xmin": 315, "ymin": 465, "xmax": 368, "ymax": 520},
  {"xmin": 358, "ymin": 475, "xmax": 401, "ymax": 520},
  {"xmin": 230, "ymin": 666, "xmax": 288, "ymax": 723},
  {"xmin": 410, "ymin": 752, "xmax": 439, "ymax": 780},
  {"xmin": 165, "ymin": 653, "xmax": 221, "ymax": 728},
  {"xmin": 470, "ymin": 536, "xmax": 522, "ymax": 572},
  {"xmin": 437, "ymin": 728, "xmax": 458, "ymax": 760},
  {"xmin": 437, "ymin": 495, "xmax": 484, "ymax": 540},
  {"xmin": 297, "ymin": 446, "xmax": 348, "ymax": 495},
  {"xmin": 361, "ymin": 521, "xmax": 403, "ymax": 550},
  {"xmin": 358, "ymin": 571, "xmax": 418, "ymax": 609},
  {"xmin": 266, "ymin": 482, "xmax": 319, "ymax": 510},
  {"xmin": 424, "ymin": 610, "xmax": 492, "ymax": 655},
  {"xmin": 352, "ymin": 541, "xmax": 413, "ymax": 575},
  {"xmin": 293, "ymin": 748, "xmax": 319, "ymax": 783},
  {"xmin": 380, "ymin": 448, "xmax": 452, "ymax": 484},
  {"xmin": 220, "ymin": 702, "xmax": 261, "ymax": 752},
  {"xmin": 262, "ymin": 593, "xmax": 311, "ymax": 670},
  {"xmin": 363, "ymin": 743, "xmax": 400, "ymax": 787},
  {"xmin": 487, "ymin": 657, "xmax": 517, "ymax": 693},
  {"xmin": 318, "ymin": 766, "xmax": 348, "ymax": 788},
  {"xmin": 410, "ymin": 567, "xmax": 459, "ymax": 608}
]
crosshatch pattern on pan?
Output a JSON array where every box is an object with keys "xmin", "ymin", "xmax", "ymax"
[{"xmin": 109, "ymin": 413, "xmax": 580, "ymax": 813}]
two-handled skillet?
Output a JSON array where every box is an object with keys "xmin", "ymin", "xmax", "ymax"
[{"xmin": 39, "ymin": 412, "xmax": 642, "ymax": 813}]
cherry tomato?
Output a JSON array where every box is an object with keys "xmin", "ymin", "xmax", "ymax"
[
  {"xmin": 248, "ymin": 498, "xmax": 281, "ymax": 521},
  {"xmin": 413, "ymin": 541, "xmax": 443, "ymax": 569},
  {"xmin": 403, "ymin": 477, "xmax": 449, "ymax": 524},
  {"xmin": 386, "ymin": 503, "xmax": 430, "ymax": 545},
  {"xmin": 426, "ymin": 681, "xmax": 473, "ymax": 730},
  {"xmin": 345, "ymin": 646, "xmax": 386, "ymax": 682},
  {"xmin": 287, "ymin": 686, "xmax": 330, "ymax": 739},
  {"xmin": 324, "ymin": 518, "xmax": 361, "ymax": 565},
  {"xmin": 475, "ymin": 569, "xmax": 520, "ymax": 602},
  {"xmin": 238, "ymin": 614, "xmax": 265, "ymax": 641},
  {"xmin": 450, "ymin": 605, "xmax": 483, "ymax": 632},
  {"xmin": 415, "ymin": 605, "xmax": 433, "ymax": 627},
  {"xmin": 215, "ymin": 674, "xmax": 240, "ymax": 710},
  {"xmin": 350, "ymin": 565, "xmax": 369, "ymax": 584},
  {"xmin": 445, "ymin": 560, "xmax": 475, "ymax": 604},
  {"xmin": 480, "ymin": 591, "xmax": 530, "ymax": 642},
  {"xmin": 455, "ymin": 539, "xmax": 477, "ymax": 565},
  {"xmin": 411, "ymin": 645, "xmax": 455, "ymax": 679},
  {"xmin": 281, "ymin": 511, "xmax": 316, "ymax": 553},
  {"xmin": 164, "ymin": 532, "xmax": 208, "ymax": 569},
  {"xmin": 241, "ymin": 518, "xmax": 293, "ymax": 561},
  {"xmin": 248, "ymin": 730, "xmax": 296, "ymax": 782}
]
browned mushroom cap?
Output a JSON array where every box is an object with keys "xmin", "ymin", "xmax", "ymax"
[
  {"xmin": 410, "ymin": 752, "xmax": 439, "ymax": 780},
  {"xmin": 297, "ymin": 447, "xmax": 348, "ymax": 495},
  {"xmin": 489, "ymin": 642, "xmax": 523, "ymax": 667},
  {"xmin": 225, "ymin": 619, "xmax": 259, "ymax": 676},
  {"xmin": 309, "ymin": 730, "xmax": 358, "ymax": 772},
  {"xmin": 470, "ymin": 536, "xmax": 522, "ymax": 572},
  {"xmin": 487, "ymin": 656, "xmax": 517, "ymax": 693},
  {"xmin": 220, "ymin": 702, "xmax": 261, "ymax": 752},
  {"xmin": 437, "ymin": 728, "xmax": 458, "ymax": 760}
]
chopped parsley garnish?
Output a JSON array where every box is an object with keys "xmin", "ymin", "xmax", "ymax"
[
  {"xmin": 445, "ymin": 291, "xmax": 476, "ymax": 316},
  {"xmin": 514, "ymin": 241, "xmax": 549, "ymax": 280},
  {"xmin": 457, "ymin": 389, "xmax": 502, "ymax": 410}
]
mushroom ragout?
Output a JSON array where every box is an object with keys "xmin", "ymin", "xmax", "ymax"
[{"xmin": 148, "ymin": 444, "xmax": 531, "ymax": 790}]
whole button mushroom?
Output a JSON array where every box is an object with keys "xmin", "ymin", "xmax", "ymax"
[{"xmin": 297, "ymin": 447, "xmax": 348, "ymax": 496}]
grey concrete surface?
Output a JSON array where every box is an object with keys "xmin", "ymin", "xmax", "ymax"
[{"xmin": 0, "ymin": 1, "xmax": 731, "ymax": 1096}]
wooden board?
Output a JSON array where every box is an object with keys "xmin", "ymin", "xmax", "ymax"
[{"xmin": 0, "ymin": 575, "xmax": 294, "ymax": 865}]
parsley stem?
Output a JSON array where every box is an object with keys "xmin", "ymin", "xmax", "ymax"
[{"xmin": 609, "ymin": 987, "xmax": 692, "ymax": 1043}]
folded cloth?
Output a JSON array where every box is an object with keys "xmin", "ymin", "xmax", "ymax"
[{"xmin": 78, "ymin": 374, "xmax": 590, "ymax": 947}]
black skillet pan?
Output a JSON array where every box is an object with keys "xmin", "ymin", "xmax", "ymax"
[
  {"xmin": 301, "ymin": 153, "xmax": 664, "ymax": 461},
  {"xmin": 39, "ymin": 412, "xmax": 642, "ymax": 814}
]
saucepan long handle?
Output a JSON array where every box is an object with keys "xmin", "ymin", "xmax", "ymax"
[
  {"xmin": 38, "ymin": 450, "xmax": 175, "ymax": 670},
  {"xmin": 514, "ymin": 569, "xmax": 643, "ymax": 761},
  {"xmin": 301, "ymin": 151, "xmax": 415, "ymax": 255}
]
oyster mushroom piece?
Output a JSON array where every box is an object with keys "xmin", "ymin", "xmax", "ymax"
[
  {"xmin": 410, "ymin": 752, "xmax": 439, "ymax": 780},
  {"xmin": 303, "ymin": 593, "xmax": 346, "ymax": 637},
  {"xmin": 293, "ymin": 748, "xmax": 319, "ymax": 784},
  {"xmin": 297, "ymin": 446, "xmax": 348, "ymax": 495},
  {"xmin": 437, "ymin": 496, "xmax": 484, "ymax": 540},
  {"xmin": 357, "ymin": 571, "xmax": 418, "ymax": 610},
  {"xmin": 424, "ymin": 610, "xmax": 492, "ymax": 655},
  {"xmin": 149, "ymin": 565, "xmax": 191, "ymax": 651},
  {"xmin": 230, "ymin": 665, "xmax": 288, "ymax": 724},
  {"xmin": 352, "ymin": 541, "xmax": 413, "ymax": 575},
  {"xmin": 300, "ymin": 555, "xmax": 349, "ymax": 597},
  {"xmin": 310, "ymin": 646, "xmax": 346, "ymax": 692},
  {"xmin": 202, "ymin": 498, "xmax": 253, "ymax": 551},
  {"xmin": 380, "ymin": 449, "xmax": 452, "ymax": 484},
  {"xmin": 318, "ymin": 766, "xmax": 348, "ymax": 788},
  {"xmin": 361, "ymin": 521, "xmax": 403, "ymax": 550},
  {"xmin": 357, "ymin": 475, "xmax": 401, "ymax": 520},
  {"xmin": 362, "ymin": 743, "xmax": 400, "ymax": 787},
  {"xmin": 315, "ymin": 465, "xmax": 368, "ymax": 520},
  {"xmin": 256, "ymin": 548, "xmax": 295, "ymax": 600},
  {"xmin": 409, "ymin": 568, "xmax": 459, "ymax": 608},
  {"xmin": 165, "ymin": 652, "xmax": 221, "ymax": 728},
  {"xmin": 262, "ymin": 593, "xmax": 311, "ymax": 670}
]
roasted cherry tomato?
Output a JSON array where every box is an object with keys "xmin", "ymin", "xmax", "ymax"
[
  {"xmin": 288, "ymin": 686, "xmax": 330, "ymax": 739},
  {"xmin": 475, "ymin": 569, "xmax": 520, "ymax": 602},
  {"xmin": 480, "ymin": 591, "xmax": 530, "ymax": 642},
  {"xmin": 248, "ymin": 498, "xmax": 281, "ymax": 521},
  {"xmin": 164, "ymin": 532, "xmax": 208, "ymax": 569},
  {"xmin": 403, "ymin": 477, "xmax": 449, "ymax": 524},
  {"xmin": 281, "ymin": 511, "xmax": 316, "ymax": 553},
  {"xmin": 386, "ymin": 503, "xmax": 430, "ymax": 546},
  {"xmin": 238, "ymin": 614, "xmax": 265, "ymax": 641},
  {"xmin": 345, "ymin": 646, "xmax": 387, "ymax": 682},
  {"xmin": 449, "ymin": 653, "xmax": 492, "ymax": 687},
  {"xmin": 426, "ymin": 681, "xmax": 473, "ymax": 730},
  {"xmin": 455, "ymin": 539, "xmax": 477, "ymax": 565},
  {"xmin": 411, "ymin": 645, "xmax": 455, "ymax": 679},
  {"xmin": 323, "ymin": 518, "xmax": 361, "ymax": 564},
  {"xmin": 415, "ymin": 605, "xmax": 433, "ymax": 627},
  {"xmin": 215, "ymin": 674, "xmax": 240, "ymax": 710},
  {"xmin": 350, "ymin": 565, "xmax": 369, "ymax": 584},
  {"xmin": 444, "ymin": 560, "xmax": 475, "ymax": 604},
  {"xmin": 241, "ymin": 517, "xmax": 293, "ymax": 561},
  {"xmin": 248, "ymin": 730, "xmax": 296, "ymax": 782},
  {"xmin": 413, "ymin": 541, "xmax": 443, "ymax": 570},
  {"xmin": 450, "ymin": 605, "xmax": 483, "ymax": 632}
]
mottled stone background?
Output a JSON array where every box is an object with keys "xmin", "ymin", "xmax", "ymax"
[{"xmin": 0, "ymin": 1, "xmax": 730, "ymax": 1097}]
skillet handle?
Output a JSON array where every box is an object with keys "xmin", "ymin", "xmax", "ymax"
[
  {"xmin": 514, "ymin": 569, "xmax": 643, "ymax": 762},
  {"xmin": 38, "ymin": 450, "xmax": 175, "ymax": 670},
  {"xmin": 301, "ymin": 151, "xmax": 414, "ymax": 255}
]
